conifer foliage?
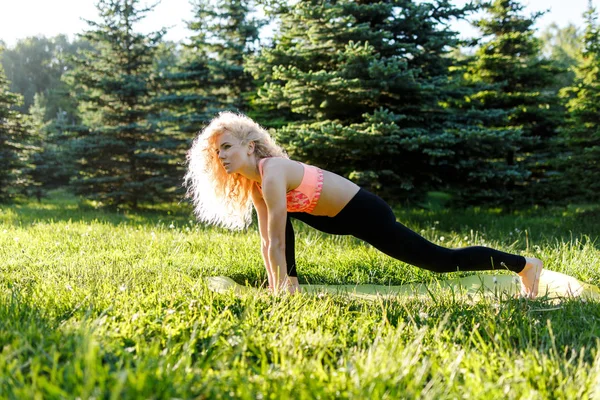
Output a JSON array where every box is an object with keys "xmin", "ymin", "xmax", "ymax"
[
  {"xmin": 460, "ymin": 0, "xmax": 562, "ymax": 204},
  {"xmin": 67, "ymin": 0, "xmax": 178, "ymax": 208},
  {"xmin": 0, "ymin": 53, "xmax": 30, "ymax": 201},
  {"xmin": 559, "ymin": 3, "xmax": 600, "ymax": 201},
  {"xmin": 2, "ymin": 0, "xmax": 598, "ymax": 207},
  {"xmin": 191, "ymin": 0, "xmax": 263, "ymax": 113},
  {"xmin": 157, "ymin": 0, "xmax": 263, "ymax": 137},
  {"xmin": 249, "ymin": 0, "xmax": 528, "ymax": 202},
  {"xmin": 466, "ymin": 0, "xmax": 559, "ymax": 142}
]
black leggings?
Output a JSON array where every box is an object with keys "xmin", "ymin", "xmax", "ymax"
[{"xmin": 285, "ymin": 188, "xmax": 526, "ymax": 277}]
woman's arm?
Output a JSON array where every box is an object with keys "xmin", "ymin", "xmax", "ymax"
[
  {"xmin": 250, "ymin": 185, "xmax": 275, "ymax": 289},
  {"xmin": 261, "ymin": 163, "xmax": 292, "ymax": 292}
]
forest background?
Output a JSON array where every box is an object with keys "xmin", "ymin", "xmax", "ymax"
[
  {"xmin": 1, "ymin": 0, "xmax": 599, "ymax": 210},
  {"xmin": 2, "ymin": 2, "xmax": 600, "ymax": 396}
]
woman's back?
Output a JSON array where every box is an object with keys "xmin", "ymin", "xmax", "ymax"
[{"xmin": 259, "ymin": 157, "xmax": 360, "ymax": 217}]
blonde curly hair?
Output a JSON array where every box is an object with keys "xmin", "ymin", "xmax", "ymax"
[{"xmin": 184, "ymin": 111, "xmax": 287, "ymax": 230}]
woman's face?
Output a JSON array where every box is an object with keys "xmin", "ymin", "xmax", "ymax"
[{"xmin": 216, "ymin": 133, "xmax": 250, "ymax": 174}]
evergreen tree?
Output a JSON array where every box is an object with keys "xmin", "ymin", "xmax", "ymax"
[
  {"xmin": 0, "ymin": 35, "xmax": 85, "ymax": 118},
  {"xmin": 466, "ymin": 0, "xmax": 559, "ymax": 139},
  {"xmin": 460, "ymin": 0, "xmax": 562, "ymax": 204},
  {"xmin": 248, "ymin": 0, "xmax": 528, "ymax": 202},
  {"xmin": 558, "ymin": 3, "xmax": 600, "ymax": 201},
  {"xmin": 66, "ymin": 0, "xmax": 180, "ymax": 208},
  {"xmin": 1, "ymin": 35, "xmax": 89, "ymax": 200},
  {"xmin": 192, "ymin": 0, "xmax": 263, "ymax": 112},
  {"xmin": 157, "ymin": 0, "xmax": 263, "ymax": 139},
  {"xmin": 0, "ymin": 51, "xmax": 30, "ymax": 201},
  {"xmin": 27, "ymin": 93, "xmax": 76, "ymax": 199}
]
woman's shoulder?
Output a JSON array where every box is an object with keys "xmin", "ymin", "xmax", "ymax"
[
  {"xmin": 260, "ymin": 156, "xmax": 294, "ymax": 172},
  {"xmin": 260, "ymin": 157, "xmax": 301, "ymax": 185}
]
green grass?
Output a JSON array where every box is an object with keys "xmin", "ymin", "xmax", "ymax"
[{"xmin": 1, "ymin": 192, "xmax": 600, "ymax": 399}]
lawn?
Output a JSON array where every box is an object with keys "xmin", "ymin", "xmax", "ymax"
[{"xmin": 1, "ymin": 192, "xmax": 599, "ymax": 399}]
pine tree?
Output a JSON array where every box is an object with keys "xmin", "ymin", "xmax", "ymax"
[
  {"xmin": 248, "ymin": 0, "xmax": 528, "ymax": 202},
  {"xmin": 469, "ymin": 0, "xmax": 560, "ymax": 138},
  {"xmin": 66, "ymin": 0, "xmax": 180, "ymax": 208},
  {"xmin": 558, "ymin": 2, "xmax": 600, "ymax": 201},
  {"xmin": 0, "ymin": 35, "xmax": 86, "ymax": 118},
  {"xmin": 192, "ymin": 0, "xmax": 263, "ymax": 112},
  {"xmin": 460, "ymin": 0, "xmax": 563, "ymax": 204},
  {"xmin": 157, "ymin": 0, "xmax": 263, "ymax": 140},
  {"xmin": 27, "ymin": 93, "xmax": 76, "ymax": 199},
  {"xmin": 0, "ymin": 51, "xmax": 30, "ymax": 201}
]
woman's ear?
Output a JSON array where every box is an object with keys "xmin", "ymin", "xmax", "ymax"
[{"xmin": 247, "ymin": 141, "xmax": 255, "ymax": 155}]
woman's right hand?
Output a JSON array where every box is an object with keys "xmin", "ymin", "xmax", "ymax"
[{"xmin": 268, "ymin": 277, "xmax": 301, "ymax": 295}]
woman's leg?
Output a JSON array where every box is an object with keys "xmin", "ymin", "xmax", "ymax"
[
  {"xmin": 299, "ymin": 189, "xmax": 527, "ymax": 273},
  {"xmin": 289, "ymin": 189, "xmax": 541, "ymax": 296},
  {"xmin": 284, "ymin": 211, "xmax": 355, "ymax": 277},
  {"xmin": 285, "ymin": 216, "xmax": 297, "ymax": 277},
  {"xmin": 348, "ymin": 189, "xmax": 527, "ymax": 272}
]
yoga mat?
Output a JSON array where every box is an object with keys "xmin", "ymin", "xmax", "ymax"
[{"xmin": 206, "ymin": 270, "xmax": 600, "ymax": 301}]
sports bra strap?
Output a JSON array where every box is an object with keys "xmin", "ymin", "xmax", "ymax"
[{"xmin": 258, "ymin": 158, "xmax": 269, "ymax": 177}]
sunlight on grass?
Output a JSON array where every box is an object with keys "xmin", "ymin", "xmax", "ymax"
[{"xmin": 1, "ymin": 194, "xmax": 599, "ymax": 398}]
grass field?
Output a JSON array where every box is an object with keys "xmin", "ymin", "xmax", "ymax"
[{"xmin": 1, "ymin": 192, "xmax": 600, "ymax": 399}]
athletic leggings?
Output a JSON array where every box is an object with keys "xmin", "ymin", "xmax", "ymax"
[{"xmin": 284, "ymin": 188, "xmax": 526, "ymax": 277}]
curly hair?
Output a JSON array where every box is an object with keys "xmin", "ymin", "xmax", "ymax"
[{"xmin": 184, "ymin": 112, "xmax": 287, "ymax": 230}]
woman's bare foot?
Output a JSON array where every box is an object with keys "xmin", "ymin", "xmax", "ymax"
[{"xmin": 518, "ymin": 257, "xmax": 543, "ymax": 299}]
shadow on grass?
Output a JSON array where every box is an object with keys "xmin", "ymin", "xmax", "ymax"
[
  {"xmin": 0, "ymin": 191, "xmax": 195, "ymax": 227},
  {"xmin": 2, "ymin": 191, "xmax": 599, "ymax": 252}
]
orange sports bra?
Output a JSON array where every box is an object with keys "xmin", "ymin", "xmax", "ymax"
[{"xmin": 257, "ymin": 158, "xmax": 324, "ymax": 213}]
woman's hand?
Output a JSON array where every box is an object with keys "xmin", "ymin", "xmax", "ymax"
[
  {"xmin": 286, "ymin": 283, "xmax": 301, "ymax": 294},
  {"xmin": 287, "ymin": 276, "xmax": 301, "ymax": 294},
  {"xmin": 252, "ymin": 160, "xmax": 299, "ymax": 295},
  {"xmin": 268, "ymin": 276, "xmax": 301, "ymax": 295}
]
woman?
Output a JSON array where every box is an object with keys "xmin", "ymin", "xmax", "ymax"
[{"xmin": 185, "ymin": 112, "xmax": 543, "ymax": 297}]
